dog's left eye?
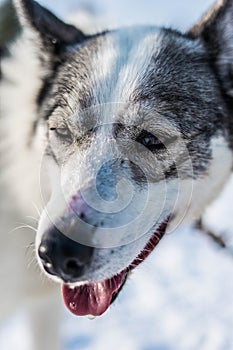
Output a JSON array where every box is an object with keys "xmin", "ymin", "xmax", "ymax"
[{"xmin": 136, "ymin": 131, "xmax": 166, "ymax": 152}]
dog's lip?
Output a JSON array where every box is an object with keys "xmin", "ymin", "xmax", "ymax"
[
  {"xmin": 62, "ymin": 219, "xmax": 168, "ymax": 317},
  {"xmin": 129, "ymin": 219, "xmax": 168, "ymax": 270}
]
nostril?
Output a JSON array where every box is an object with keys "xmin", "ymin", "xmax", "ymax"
[
  {"xmin": 64, "ymin": 258, "xmax": 83, "ymax": 270},
  {"xmin": 43, "ymin": 263, "xmax": 56, "ymax": 276},
  {"xmin": 63, "ymin": 258, "xmax": 85, "ymax": 278},
  {"xmin": 38, "ymin": 244, "xmax": 56, "ymax": 275}
]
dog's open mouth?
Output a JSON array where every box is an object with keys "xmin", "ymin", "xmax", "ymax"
[{"xmin": 62, "ymin": 220, "xmax": 168, "ymax": 316}]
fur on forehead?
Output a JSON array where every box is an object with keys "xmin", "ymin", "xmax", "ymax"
[
  {"xmin": 44, "ymin": 26, "xmax": 164, "ymax": 113},
  {"xmin": 44, "ymin": 27, "xmax": 207, "ymax": 118}
]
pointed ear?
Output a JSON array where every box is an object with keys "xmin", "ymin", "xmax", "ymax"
[
  {"xmin": 13, "ymin": 0, "xmax": 87, "ymax": 54},
  {"xmin": 188, "ymin": 0, "xmax": 233, "ymax": 95}
]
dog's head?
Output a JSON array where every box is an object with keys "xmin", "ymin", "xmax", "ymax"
[{"xmin": 14, "ymin": 0, "xmax": 233, "ymax": 316}]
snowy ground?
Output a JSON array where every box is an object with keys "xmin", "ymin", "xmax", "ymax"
[{"xmin": 1, "ymin": 0, "xmax": 233, "ymax": 349}]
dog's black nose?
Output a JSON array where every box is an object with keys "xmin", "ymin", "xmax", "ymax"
[{"xmin": 38, "ymin": 225, "xmax": 93, "ymax": 282}]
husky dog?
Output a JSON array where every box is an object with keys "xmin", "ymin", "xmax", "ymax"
[{"xmin": 1, "ymin": 0, "xmax": 233, "ymax": 348}]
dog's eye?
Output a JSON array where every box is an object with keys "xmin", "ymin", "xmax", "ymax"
[
  {"xmin": 136, "ymin": 131, "xmax": 166, "ymax": 152},
  {"xmin": 50, "ymin": 127, "xmax": 71, "ymax": 139}
]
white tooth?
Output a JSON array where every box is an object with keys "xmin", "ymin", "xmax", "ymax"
[
  {"xmin": 87, "ymin": 315, "xmax": 96, "ymax": 320},
  {"xmin": 67, "ymin": 280, "xmax": 89, "ymax": 289},
  {"xmin": 69, "ymin": 285, "xmax": 76, "ymax": 290}
]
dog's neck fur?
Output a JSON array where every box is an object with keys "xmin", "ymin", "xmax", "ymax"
[{"xmin": 0, "ymin": 36, "xmax": 44, "ymax": 216}]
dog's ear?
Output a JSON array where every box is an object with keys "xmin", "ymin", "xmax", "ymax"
[
  {"xmin": 188, "ymin": 0, "xmax": 233, "ymax": 95},
  {"xmin": 13, "ymin": 0, "xmax": 87, "ymax": 54}
]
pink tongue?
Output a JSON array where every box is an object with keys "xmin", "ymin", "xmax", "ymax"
[{"xmin": 62, "ymin": 270, "xmax": 126, "ymax": 316}]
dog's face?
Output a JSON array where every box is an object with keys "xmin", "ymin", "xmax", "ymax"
[{"xmin": 14, "ymin": 0, "xmax": 233, "ymax": 316}]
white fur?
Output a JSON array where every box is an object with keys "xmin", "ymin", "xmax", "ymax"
[
  {"xmin": 168, "ymin": 136, "xmax": 233, "ymax": 232},
  {"xmin": 0, "ymin": 19, "xmax": 61, "ymax": 350},
  {"xmin": 1, "ymin": 2, "xmax": 233, "ymax": 348}
]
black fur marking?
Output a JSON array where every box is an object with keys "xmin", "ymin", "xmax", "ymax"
[
  {"xmin": 133, "ymin": 30, "xmax": 228, "ymax": 176},
  {"xmin": 37, "ymin": 30, "xmax": 110, "ymax": 117},
  {"xmin": 36, "ymin": 59, "xmax": 63, "ymax": 108},
  {"xmin": 18, "ymin": 0, "xmax": 87, "ymax": 50},
  {"xmin": 187, "ymin": 0, "xmax": 233, "ymax": 150},
  {"xmin": 164, "ymin": 162, "xmax": 178, "ymax": 179},
  {"xmin": 37, "ymin": 30, "xmax": 109, "ymax": 108}
]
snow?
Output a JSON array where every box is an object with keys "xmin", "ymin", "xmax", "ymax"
[{"xmin": 1, "ymin": 0, "xmax": 233, "ymax": 349}]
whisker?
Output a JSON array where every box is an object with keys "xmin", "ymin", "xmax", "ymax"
[
  {"xmin": 9, "ymin": 223, "xmax": 37, "ymax": 234},
  {"xmin": 27, "ymin": 255, "xmax": 38, "ymax": 270},
  {"xmin": 25, "ymin": 242, "xmax": 35, "ymax": 257},
  {"xmin": 31, "ymin": 201, "xmax": 42, "ymax": 217},
  {"xmin": 26, "ymin": 215, "xmax": 39, "ymax": 223}
]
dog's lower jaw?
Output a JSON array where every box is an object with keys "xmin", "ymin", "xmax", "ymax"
[{"xmin": 62, "ymin": 219, "xmax": 168, "ymax": 317}]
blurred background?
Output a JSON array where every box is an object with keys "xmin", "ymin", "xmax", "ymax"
[{"xmin": 1, "ymin": 0, "xmax": 233, "ymax": 349}]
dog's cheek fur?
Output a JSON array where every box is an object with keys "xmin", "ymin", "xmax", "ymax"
[{"xmin": 169, "ymin": 136, "xmax": 233, "ymax": 230}]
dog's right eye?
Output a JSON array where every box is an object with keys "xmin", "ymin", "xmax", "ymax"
[{"xmin": 50, "ymin": 127, "xmax": 72, "ymax": 139}]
